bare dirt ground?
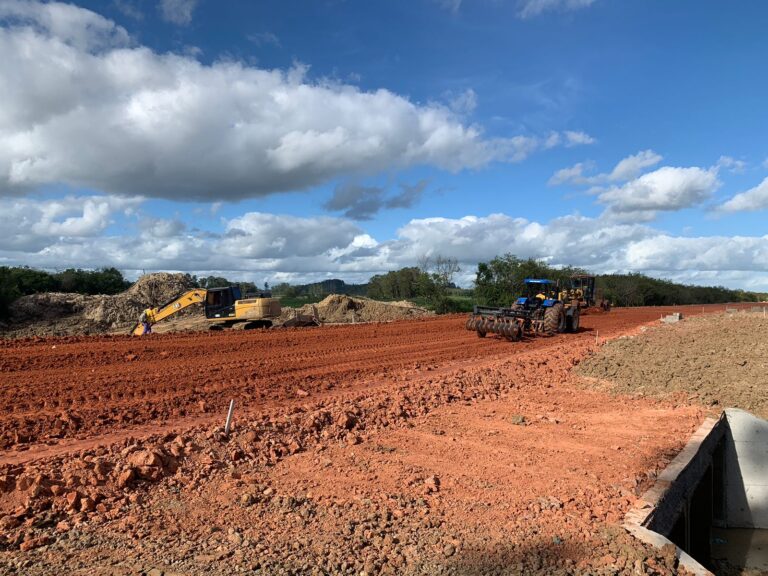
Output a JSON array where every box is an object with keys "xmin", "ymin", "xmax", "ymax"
[
  {"xmin": 0, "ymin": 304, "xmax": 755, "ymax": 575},
  {"xmin": 578, "ymin": 309, "xmax": 768, "ymax": 418}
]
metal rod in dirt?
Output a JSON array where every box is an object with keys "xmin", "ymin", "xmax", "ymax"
[{"xmin": 224, "ymin": 399, "xmax": 235, "ymax": 436}]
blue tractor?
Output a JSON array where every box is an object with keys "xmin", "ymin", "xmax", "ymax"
[{"xmin": 465, "ymin": 278, "xmax": 580, "ymax": 340}]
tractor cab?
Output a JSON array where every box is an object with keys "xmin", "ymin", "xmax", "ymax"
[{"xmin": 516, "ymin": 279, "xmax": 560, "ymax": 309}]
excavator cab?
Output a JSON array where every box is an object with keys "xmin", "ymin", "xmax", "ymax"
[{"xmin": 204, "ymin": 286, "xmax": 241, "ymax": 319}]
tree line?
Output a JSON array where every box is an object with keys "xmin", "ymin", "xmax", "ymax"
[
  {"xmin": 271, "ymin": 279, "xmax": 367, "ymax": 299},
  {"xmin": 1, "ymin": 258, "xmax": 764, "ymax": 322},
  {"xmin": 0, "ymin": 267, "xmax": 131, "ymax": 319},
  {"xmin": 366, "ymin": 256, "xmax": 465, "ymax": 313},
  {"xmin": 596, "ymin": 273, "xmax": 760, "ymax": 307},
  {"xmin": 472, "ymin": 254, "xmax": 764, "ymax": 307}
]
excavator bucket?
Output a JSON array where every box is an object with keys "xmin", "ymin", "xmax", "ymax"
[{"xmin": 130, "ymin": 322, "xmax": 147, "ymax": 336}]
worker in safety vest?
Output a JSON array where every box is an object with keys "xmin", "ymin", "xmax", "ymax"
[{"xmin": 139, "ymin": 309, "xmax": 152, "ymax": 335}]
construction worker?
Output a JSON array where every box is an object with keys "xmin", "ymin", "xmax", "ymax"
[{"xmin": 139, "ymin": 309, "xmax": 152, "ymax": 335}]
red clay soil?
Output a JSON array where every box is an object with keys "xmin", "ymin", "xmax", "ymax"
[
  {"xmin": 0, "ymin": 303, "xmax": 734, "ymax": 455},
  {"xmin": 0, "ymin": 304, "xmax": 744, "ymax": 574}
]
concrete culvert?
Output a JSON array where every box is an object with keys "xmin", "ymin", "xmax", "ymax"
[{"xmin": 625, "ymin": 409, "xmax": 768, "ymax": 575}]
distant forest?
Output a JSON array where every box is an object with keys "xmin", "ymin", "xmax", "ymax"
[
  {"xmin": 1, "ymin": 256, "xmax": 765, "ymax": 320},
  {"xmin": 0, "ymin": 267, "xmax": 131, "ymax": 319},
  {"xmin": 470, "ymin": 254, "xmax": 764, "ymax": 308}
]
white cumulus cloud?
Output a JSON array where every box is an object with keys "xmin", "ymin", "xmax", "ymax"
[
  {"xmin": 0, "ymin": 0, "xmax": 129, "ymax": 50},
  {"xmin": 0, "ymin": 2, "xmax": 586, "ymax": 202},
  {"xmin": 0, "ymin": 195, "xmax": 140, "ymax": 252},
  {"xmin": 716, "ymin": 155, "xmax": 747, "ymax": 174},
  {"xmin": 549, "ymin": 150, "xmax": 662, "ymax": 186},
  {"xmin": 220, "ymin": 212, "xmax": 363, "ymax": 259},
  {"xmin": 624, "ymin": 235, "xmax": 768, "ymax": 273},
  {"xmin": 608, "ymin": 150, "xmax": 664, "ymax": 182},
  {"xmin": 563, "ymin": 130, "xmax": 595, "ymax": 147},
  {"xmin": 158, "ymin": 0, "xmax": 198, "ymax": 26},
  {"xmin": 719, "ymin": 177, "xmax": 768, "ymax": 213},
  {"xmin": 3, "ymin": 204, "xmax": 768, "ymax": 289},
  {"xmin": 598, "ymin": 166, "xmax": 720, "ymax": 217}
]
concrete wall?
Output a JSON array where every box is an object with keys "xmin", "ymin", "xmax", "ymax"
[{"xmin": 725, "ymin": 409, "xmax": 768, "ymax": 529}]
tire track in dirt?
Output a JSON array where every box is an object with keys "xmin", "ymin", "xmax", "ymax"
[{"xmin": 0, "ymin": 304, "xmax": 744, "ymax": 453}]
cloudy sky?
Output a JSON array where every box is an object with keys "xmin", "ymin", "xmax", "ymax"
[{"xmin": 1, "ymin": 0, "xmax": 767, "ymax": 288}]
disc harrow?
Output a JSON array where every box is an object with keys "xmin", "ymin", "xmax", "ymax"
[{"xmin": 466, "ymin": 312, "xmax": 523, "ymax": 341}]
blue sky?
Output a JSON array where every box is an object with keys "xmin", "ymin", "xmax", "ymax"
[{"xmin": 1, "ymin": 0, "xmax": 767, "ymax": 288}]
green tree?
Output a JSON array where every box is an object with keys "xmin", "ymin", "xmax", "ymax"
[
  {"xmin": 473, "ymin": 254, "xmax": 583, "ymax": 307},
  {"xmin": 0, "ymin": 268, "xmax": 23, "ymax": 320},
  {"xmin": 198, "ymin": 275, "xmax": 230, "ymax": 289},
  {"xmin": 368, "ymin": 267, "xmax": 425, "ymax": 300},
  {"xmin": 272, "ymin": 283, "xmax": 298, "ymax": 297},
  {"xmin": 416, "ymin": 255, "xmax": 462, "ymax": 313}
]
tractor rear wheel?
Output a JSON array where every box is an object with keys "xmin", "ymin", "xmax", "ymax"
[{"xmin": 543, "ymin": 303, "xmax": 565, "ymax": 335}]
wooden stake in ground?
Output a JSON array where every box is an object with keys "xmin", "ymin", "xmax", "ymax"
[
  {"xmin": 595, "ymin": 330, "xmax": 599, "ymax": 345},
  {"xmin": 224, "ymin": 399, "xmax": 235, "ymax": 436}
]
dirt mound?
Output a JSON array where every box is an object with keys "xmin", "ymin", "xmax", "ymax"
[
  {"xmin": 578, "ymin": 311, "xmax": 768, "ymax": 418},
  {"xmin": 282, "ymin": 293, "xmax": 432, "ymax": 324},
  {"xmin": 4, "ymin": 273, "xmax": 197, "ymax": 337}
]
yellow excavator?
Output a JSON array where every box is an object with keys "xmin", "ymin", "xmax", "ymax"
[{"xmin": 132, "ymin": 286, "xmax": 282, "ymax": 335}]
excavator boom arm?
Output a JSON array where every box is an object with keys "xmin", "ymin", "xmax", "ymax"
[{"xmin": 132, "ymin": 289, "xmax": 207, "ymax": 335}]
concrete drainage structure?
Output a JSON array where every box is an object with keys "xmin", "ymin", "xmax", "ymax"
[
  {"xmin": 624, "ymin": 409, "xmax": 768, "ymax": 575},
  {"xmin": 661, "ymin": 312, "xmax": 684, "ymax": 324}
]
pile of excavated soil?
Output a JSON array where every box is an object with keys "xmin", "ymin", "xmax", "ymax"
[
  {"xmin": 578, "ymin": 311, "xmax": 768, "ymax": 418},
  {"xmin": 3, "ymin": 273, "xmax": 197, "ymax": 338},
  {"xmin": 283, "ymin": 293, "xmax": 432, "ymax": 324}
]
